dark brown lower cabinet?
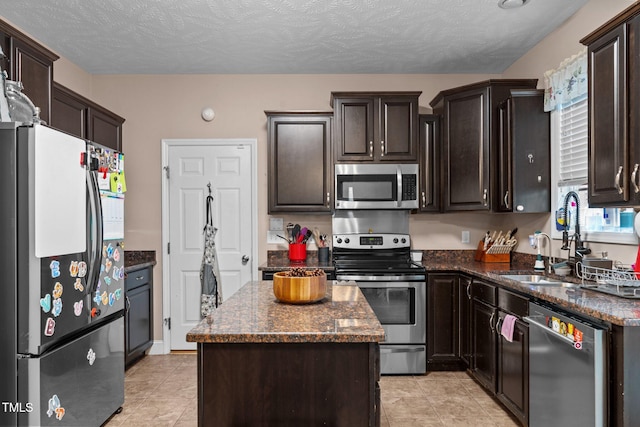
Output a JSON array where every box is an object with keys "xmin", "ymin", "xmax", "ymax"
[
  {"xmin": 458, "ymin": 274, "xmax": 473, "ymax": 367},
  {"xmin": 496, "ymin": 311, "xmax": 529, "ymax": 426},
  {"xmin": 427, "ymin": 274, "xmax": 466, "ymax": 371},
  {"xmin": 125, "ymin": 266, "xmax": 153, "ymax": 368},
  {"xmin": 471, "ymin": 280, "xmax": 498, "ymax": 393},
  {"xmin": 198, "ymin": 342, "xmax": 380, "ymax": 426}
]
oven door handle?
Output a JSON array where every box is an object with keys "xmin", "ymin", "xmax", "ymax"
[
  {"xmin": 380, "ymin": 347, "xmax": 425, "ymax": 354},
  {"xmin": 336, "ymin": 275, "xmax": 426, "ymax": 282},
  {"xmin": 396, "ymin": 165, "xmax": 402, "ymax": 207}
]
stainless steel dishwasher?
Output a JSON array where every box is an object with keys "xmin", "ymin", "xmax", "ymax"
[{"xmin": 525, "ymin": 302, "xmax": 607, "ymax": 427}]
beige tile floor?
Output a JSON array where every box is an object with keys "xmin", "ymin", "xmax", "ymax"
[{"xmin": 105, "ymin": 353, "xmax": 521, "ymax": 427}]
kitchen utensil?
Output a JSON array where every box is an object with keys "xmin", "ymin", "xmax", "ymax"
[
  {"xmin": 292, "ymin": 224, "xmax": 301, "ymax": 242},
  {"xmin": 273, "ymin": 271, "xmax": 327, "ymax": 304},
  {"xmin": 313, "ymin": 228, "xmax": 323, "ymax": 247},
  {"xmin": 302, "ymin": 229, "xmax": 313, "ymax": 243},
  {"xmin": 276, "ymin": 234, "xmax": 291, "ymax": 244}
]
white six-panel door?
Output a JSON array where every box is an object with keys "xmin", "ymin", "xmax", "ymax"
[{"xmin": 163, "ymin": 140, "xmax": 256, "ymax": 351}]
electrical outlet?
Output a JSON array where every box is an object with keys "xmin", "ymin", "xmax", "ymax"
[
  {"xmin": 461, "ymin": 230, "xmax": 470, "ymax": 244},
  {"xmin": 267, "ymin": 230, "xmax": 284, "ymax": 244}
]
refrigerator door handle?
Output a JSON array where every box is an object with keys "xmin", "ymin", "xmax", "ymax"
[{"xmin": 86, "ymin": 170, "xmax": 104, "ymax": 293}]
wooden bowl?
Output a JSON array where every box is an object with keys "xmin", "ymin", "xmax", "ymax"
[{"xmin": 273, "ymin": 272, "xmax": 327, "ymax": 304}]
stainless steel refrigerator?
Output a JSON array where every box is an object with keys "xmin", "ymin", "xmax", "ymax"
[{"xmin": 0, "ymin": 123, "xmax": 126, "ymax": 426}]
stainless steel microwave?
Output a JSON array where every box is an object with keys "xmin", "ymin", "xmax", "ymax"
[{"xmin": 334, "ymin": 163, "xmax": 419, "ymax": 209}]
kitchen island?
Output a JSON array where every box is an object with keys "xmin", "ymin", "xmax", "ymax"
[{"xmin": 186, "ymin": 280, "xmax": 385, "ymax": 427}]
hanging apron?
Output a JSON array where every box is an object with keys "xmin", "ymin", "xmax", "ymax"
[{"xmin": 200, "ymin": 192, "xmax": 222, "ymax": 319}]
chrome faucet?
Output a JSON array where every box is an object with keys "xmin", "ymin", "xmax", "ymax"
[{"xmin": 561, "ymin": 191, "xmax": 591, "ymax": 262}]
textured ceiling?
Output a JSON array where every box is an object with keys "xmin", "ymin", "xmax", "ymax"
[{"xmin": 0, "ymin": 0, "xmax": 589, "ymax": 74}]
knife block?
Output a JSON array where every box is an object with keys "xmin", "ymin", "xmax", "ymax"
[{"xmin": 474, "ymin": 240, "xmax": 511, "ymax": 263}]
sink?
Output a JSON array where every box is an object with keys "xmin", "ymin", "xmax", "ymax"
[{"xmin": 500, "ymin": 274, "xmax": 581, "ymax": 288}]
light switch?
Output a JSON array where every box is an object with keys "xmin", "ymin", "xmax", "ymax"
[
  {"xmin": 269, "ymin": 217, "xmax": 284, "ymax": 231},
  {"xmin": 461, "ymin": 230, "xmax": 470, "ymax": 244}
]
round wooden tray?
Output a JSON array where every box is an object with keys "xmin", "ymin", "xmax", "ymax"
[{"xmin": 273, "ymin": 272, "xmax": 327, "ymax": 304}]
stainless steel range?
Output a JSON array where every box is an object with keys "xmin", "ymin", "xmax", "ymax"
[{"xmin": 332, "ymin": 211, "xmax": 426, "ymax": 375}]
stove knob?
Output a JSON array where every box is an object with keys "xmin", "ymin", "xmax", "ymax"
[
  {"xmin": 401, "ymin": 238, "xmax": 406, "ymax": 244},
  {"xmin": 393, "ymin": 238, "xmax": 398, "ymax": 244},
  {"xmin": 344, "ymin": 238, "xmax": 350, "ymax": 244},
  {"xmin": 336, "ymin": 238, "xmax": 342, "ymax": 244}
]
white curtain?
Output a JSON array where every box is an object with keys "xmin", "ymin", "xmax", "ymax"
[{"xmin": 543, "ymin": 47, "xmax": 588, "ymax": 112}]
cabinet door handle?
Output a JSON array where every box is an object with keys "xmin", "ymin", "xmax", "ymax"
[
  {"xmin": 326, "ymin": 192, "xmax": 330, "ymax": 208},
  {"xmin": 503, "ymin": 190, "xmax": 509, "ymax": 209},
  {"xmin": 632, "ymin": 164, "xmax": 640, "ymax": 194},
  {"xmin": 495, "ymin": 317, "xmax": 504, "ymax": 336},
  {"xmin": 421, "ymin": 191, "xmax": 426, "ymax": 208},
  {"xmin": 380, "ymin": 140, "xmax": 385, "ymax": 157},
  {"xmin": 615, "ymin": 165, "xmax": 624, "ymax": 194},
  {"xmin": 466, "ymin": 283, "xmax": 471, "ymax": 300},
  {"xmin": 369, "ymin": 141, "xmax": 373, "ymax": 158},
  {"xmin": 125, "ymin": 296, "xmax": 130, "ymax": 313},
  {"xmin": 483, "ymin": 189, "xmax": 488, "ymax": 207},
  {"xmin": 489, "ymin": 312, "xmax": 495, "ymax": 332}
]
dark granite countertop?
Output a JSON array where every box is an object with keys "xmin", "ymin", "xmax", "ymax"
[
  {"xmin": 260, "ymin": 250, "xmax": 335, "ymax": 271},
  {"xmin": 420, "ymin": 258, "xmax": 640, "ymax": 327},
  {"xmin": 124, "ymin": 250, "xmax": 157, "ymax": 272},
  {"xmin": 186, "ymin": 281, "xmax": 385, "ymax": 344},
  {"xmin": 260, "ymin": 249, "xmax": 640, "ymax": 326}
]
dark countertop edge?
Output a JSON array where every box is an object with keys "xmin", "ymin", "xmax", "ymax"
[
  {"xmin": 260, "ymin": 263, "xmax": 335, "ymax": 271},
  {"xmin": 124, "ymin": 260, "xmax": 157, "ymax": 273},
  {"xmin": 186, "ymin": 333, "xmax": 385, "ymax": 344},
  {"xmin": 422, "ymin": 262, "xmax": 640, "ymax": 327}
]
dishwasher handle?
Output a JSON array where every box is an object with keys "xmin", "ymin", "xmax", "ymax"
[{"xmin": 524, "ymin": 315, "xmax": 583, "ymax": 348}]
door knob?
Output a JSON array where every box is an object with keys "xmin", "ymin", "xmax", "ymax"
[{"xmin": 242, "ymin": 255, "xmax": 250, "ymax": 265}]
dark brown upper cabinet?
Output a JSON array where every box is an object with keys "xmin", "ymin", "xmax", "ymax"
[
  {"xmin": 331, "ymin": 92, "xmax": 420, "ymax": 163},
  {"xmin": 418, "ymin": 114, "xmax": 441, "ymax": 212},
  {"xmin": 430, "ymin": 80, "xmax": 538, "ymax": 212},
  {"xmin": 266, "ymin": 111, "xmax": 333, "ymax": 213},
  {"xmin": 496, "ymin": 89, "xmax": 550, "ymax": 213},
  {"xmin": 51, "ymin": 82, "xmax": 125, "ymax": 152},
  {"xmin": 0, "ymin": 19, "xmax": 58, "ymax": 125},
  {"xmin": 581, "ymin": 4, "xmax": 640, "ymax": 206}
]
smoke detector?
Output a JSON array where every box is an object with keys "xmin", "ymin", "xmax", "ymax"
[{"xmin": 498, "ymin": 0, "xmax": 530, "ymax": 9}]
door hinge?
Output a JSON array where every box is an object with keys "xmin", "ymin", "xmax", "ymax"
[
  {"xmin": 167, "ymin": 242, "xmax": 170, "ymax": 254},
  {"xmin": 164, "ymin": 317, "xmax": 171, "ymax": 330},
  {"xmin": 163, "ymin": 165, "xmax": 170, "ymax": 179}
]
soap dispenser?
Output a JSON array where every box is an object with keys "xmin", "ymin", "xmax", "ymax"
[{"xmin": 530, "ymin": 232, "xmax": 546, "ymax": 271}]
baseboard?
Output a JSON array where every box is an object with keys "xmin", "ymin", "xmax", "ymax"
[{"xmin": 148, "ymin": 340, "xmax": 166, "ymax": 355}]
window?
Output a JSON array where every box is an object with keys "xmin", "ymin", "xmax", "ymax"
[{"xmin": 551, "ymin": 97, "xmax": 636, "ymax": 244}]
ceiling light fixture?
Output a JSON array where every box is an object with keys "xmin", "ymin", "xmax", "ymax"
[{"xmin": 498, "ymin": 0, "xmax": 530, "ymax": 9}]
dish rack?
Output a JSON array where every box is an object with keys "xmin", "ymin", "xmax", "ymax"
[
  {"xmin": 577, "ymin": 262, "xmax": 640, "ymax": 294},
  {"xmin": 474, "ymin": 240, "xmax": 517, "ymax": 263}
]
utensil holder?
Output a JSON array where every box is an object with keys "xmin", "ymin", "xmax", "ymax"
[
  {"xmin": 289, "ymin": 243, "xmax": 307, "ymax": 262},
  {"xmin": 318, "ymin": 247, "xmax": 330, "ymax": 263}
]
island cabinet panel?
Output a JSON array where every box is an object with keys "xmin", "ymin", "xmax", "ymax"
[
  {"xmin": 266, "ymin": 112, "xmax": 332, "ymax": 213},
  {"xmin": 198, "ymin": 342, "xmax": 380, "ymax": 427},
  {"xmin": 331, "ymin": 92, "xmax": 420, "ymax": 162}
]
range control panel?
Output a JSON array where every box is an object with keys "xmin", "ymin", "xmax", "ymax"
[{"xmin": 333, "ymin": 233, "xmax": 411, "ymax": 250}]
